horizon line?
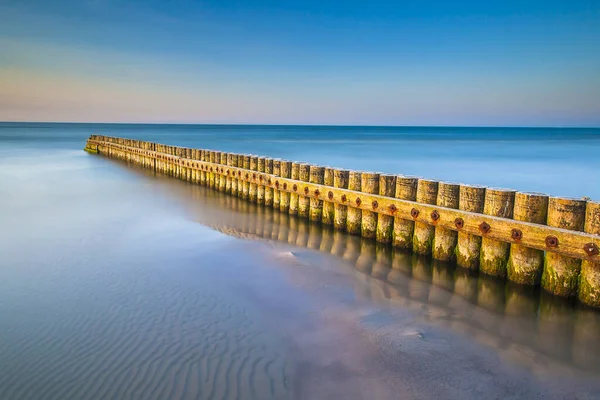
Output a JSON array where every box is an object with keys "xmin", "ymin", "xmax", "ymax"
[{"xmin": 1, "ymin": 121, "xmax": 599, "ymax": 129}]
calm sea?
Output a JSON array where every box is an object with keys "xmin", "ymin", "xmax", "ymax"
[{"xmin": 1, "ymin": 122, "xmax": 600, "ymax": 399}]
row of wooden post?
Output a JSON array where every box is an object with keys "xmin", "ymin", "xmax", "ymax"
[{"xmin": 87, "ymin": 136, "xmax": 600, "ymax": 308}]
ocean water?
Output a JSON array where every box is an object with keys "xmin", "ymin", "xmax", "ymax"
[{"xmin": 1, "ymin": 122, "xmax": 600, "ymax": 399}]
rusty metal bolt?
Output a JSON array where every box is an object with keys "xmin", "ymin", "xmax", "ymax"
[
  {"xmin": 283, "ymin": 183, "xmax": 287, "ymax": 190},
  {"xmin": 314, "ymin": 189, "xmax": 320, "ymax": 196},
  {"xmin": 275, "ymin": 181, "xmax": 280, "ymax": 188},
  {"xmin": 431, "ymin": 210, "xmax": 440, "ymax": 221},
  {"xmin": 328, "ymin": 191, "xmax": 334, "ymax": 200},
  {"xmin": 545, "ymin": 235, "xmax": 559, "ymax": 248},
  {"xmin": 245, "ymin": 173, "xmax": 249, "ymax": 179},
  {"xmin": 584, "ymin": 243, "xmax": 599, "ymax": 256},
  {"xmin": 259, "ymin": 175, "xmax": 263, "ymax": 181},
  {"xmin": 356, "ymin": 198, "xmax": 362, "ymax": 206},
  {"xmin": 210, "ymin": 167, "xmax": 213, "ymax": 172},
  {"xmin": 479, "ymin": 222, "xmax": 491, "ymax": 234},
  {"xmin": 389, "ymin": 204, "xmax": 397, "ymax": 213},
  {"xmin": 304, "ymin": 186, "xmax": 309, "ymax": 194},
  {"xmin": 455, "ymin": 218, "xmax": 464, "ymax": 229},
  {"xmin": 372, "ymin": 200, "xmax": 378, "ymax": 210},
  {"xmin": 252, "ymin": 173, "xmax": 256, "ymax": 179},
  {"xmin": 511, "ymin": 228, "xmax": 523, "ymax": 241},
  {"xmin": 293, "ymin": 184, "xmax": 298, "ymax": 191},
  {"xmin": 227, "ymin": 170, "xmax": 230, "ymax": 176},
  {"xmin": 411, "ymin": 208, "xmax": 420, "ymax": 219},
  {"xmin": 268, "ymin": 178, "xmax": 272, "ymax": 184},
  {"xmin": 341, "ymin": 194, "xmax": 347, "ymax": 203}
]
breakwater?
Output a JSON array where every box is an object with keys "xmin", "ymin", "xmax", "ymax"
[{"xmin": 84, "ymin": 135, "xmax": 600, "ymax": 308}]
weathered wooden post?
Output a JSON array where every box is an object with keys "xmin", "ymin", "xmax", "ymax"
[
  {"xmin": 208, "ymin": 151, "xmax": 216, "ymax": 188},
  {"xmin": 225, "ymin": 153, "xmax": 232, "ymax": 193},
  {"xmin": 393, "ymin": 176, "xmax": 419, "ymax": 249},
  {"xmin": 333, "ymin": 169, "xmax": 350, "ymax": 231},
  {"xmin": 264, "ymin": 158, "xmax": 274, "ymax": 206},
  {"xmin": 579, "ymin": 201, "xmax": 600, "ymax": 307},
  {"xmin": 360, "ymin": 172, "xmax": 380, "ymax": 239},
  {"xmin": 376, "ymin": 174, "xmax": 396, "ymax": 244},
  {"xmin": 257, "ymin": 157, "xmax": 266, "ymax": 204},
  {"xmin": 249, "ymin": 156, "xmax": 258, "ymax": 202},
  {"xmin": 480, "ymin": 188, "xmax": 516, "ymax": 278},
  {"xmin": 280, "ymin": 161, "xmax": 292, "ymax": 213},
  {"xmin": 432, "ymin": 182, "xmax": 460, "ymax": 262},
  {"xmin": 219, "ymin": 152, "xmax": 227, "ymax": 191},
  {"xmin": 229, "ymin": 153, "xmax": 238, "ymax": 193},
  {"xmin": 322, "ymin": 167, "xmax": 335, "ymax": 226},
  {"xmin": 412, "ymin": 179, "xmax": 439, "ymax": 255},
  {"xmin": 242, "ymin": 155, "xmax": 250, "ymax": 199},
  {"xmin": 273, "ymin": 159, "xmax": 282, "ymax": 210},
  {"xmin": 455, "ymin": 184, "xmax": 486, "ymax": 269},
  {"xmin": 542, "ymin": 197, "xmax": 586, "ymax": 297},
  {"xmin": 289, "ymin": 163, "xmax": 301, "ymax": 215},
  {"xmin": 298, "ymin": 163, "xmax": 311, "ymax": 218},
  {"xmin": 309, "ymin": 165, "xmax": 325, "ymax": 222},
  {"xmin": 347, "ymin": 171, "xmax": 362, "ymax": 235},
  {"xmin": 507, "ymin": 192, "xmax": 549, "ymax": 285}
]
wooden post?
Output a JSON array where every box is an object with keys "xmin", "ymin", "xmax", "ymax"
[
  {"xmin": 280, "ymin": 161, "xmax": 292, "ymax": 213},
  {"xmin": 360, "ymin": 172, "xmax": 380, "ymax": 239},
  {"xmin": 225, "ymin": 153, "xmax": 232, "ymax": 193},
  {"xmin": 432, "ymin": 182, "xmax": 460, "ymax": 261},
  {"xmin": 393, "ymin": 175, "xmax": 419, "ymax": 249},
  {"xmin": 412, "ymin": 179, "xmax": 439, "ymax": 255},
  {"xmin": 264, "ymin": 158, "xmax": 274, "ymax": 206},
  {"xmin": 456, "ymin": 184, "xmax": 486, "ymax": 269},
  {"xmin": 346, "ymin": 171, "xmax": 362, "ymax": 235},
  {"xmin": 333, "ymin": 169, "xmax": 350, "ymax": 231},
  {"xmin": 507, "ymin": 192, "xmax": 549, "ymax": 285},
  {"xmin": 199, "ymin": 150, "xmax": 206, "ymax": 185},
  {"xmin": 480, "ymin": 188, "xmax": 516, "ymax": 278},
  {"xmin": 289, "ymin": 163, "xmax": 300, "ymax": 215},
  {"xmin": 249, "ymin": 156, "xmax": 258, "ymax": 203},
  {"xmin": 257, "ymin": 157, "xmax": 266, "ymax": 205},
  {"xmin": 579, "ymin": 201, "xmax": 600, "ymax": 307},
  {"xmin": 542, "ymin": 197, "xmax": 586, "ymax": 297},
  {"xmin": 298, "ymin": 163, "xmax": 310, "ymax": 218},
  {"xmin": 209, "ymin": 151, "xmax": 216, "ymax": 188},
  {"xmin": 309, "ymin": 165, "xmax": 325, "ymax": 222},
  {"xmin": 322, "ymin": 167, "xmax": 335, "ymax": 226},
  {"xmin": 219, "ymin": 152, "xmax": 227, "ymax": 191},
  {"xmin": 374, "ymin": 174, "xmax": 396, "ymax": 243},
  {"xmin": 242, "ymin": 155, "xmax": 250, "ymax": 199},
  {"xmin": 273, "ymin": 159, "xmax": 281, "ymax": 210},
  {"xmin": 230, "ymin": 153, "xmax": 239, "ymax": 194}
]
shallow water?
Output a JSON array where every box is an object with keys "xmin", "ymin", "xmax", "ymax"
[{"xmin": 1, "ymin": 123, "xmax": 600, "ymax": 399}]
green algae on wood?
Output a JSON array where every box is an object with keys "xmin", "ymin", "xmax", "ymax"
[
  {"xmin": 542, "ymin": 196, "xmax": 586, "ymax": 297},
  {"xmin": 579, "ymin": 200, "xmax": 600, "ymax": 306}
]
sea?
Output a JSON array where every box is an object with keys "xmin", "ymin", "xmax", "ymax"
[{"xmin": 1, "ymin": 122, "xmax": 600, "ymax": 399}]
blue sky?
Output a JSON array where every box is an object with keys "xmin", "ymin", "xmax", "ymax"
[{"xmin": 1, "ymin": 0, "xmax": 599, "ymax": 126}]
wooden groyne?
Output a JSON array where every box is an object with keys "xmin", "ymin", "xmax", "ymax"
[{"xmin": 84, "ymin": 135, "xmax": 600, "ymax": 308}]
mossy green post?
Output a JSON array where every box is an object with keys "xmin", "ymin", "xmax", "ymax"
[
  {"xmin": 309, "ymin": 165, "xmax": 325, "ymax": 222},
  {"xmin": 579, "ymin": 201, "xmax": 600, "ymax": 307},
  {"xmin": 322, "ymin": 167, "xmax": 335, "ymax": 226},
  {"xmin": 280, "ymin": 161, "xmax": 292, "ymax": 213},
  {"xmin": 412, "ymin": 179, "xmax": 439, "ymax": 255},
  {"xmin": 480, "ymin": 188, "xmax": 516, "ymax": 278},
  {"xmin": 346, "ymin": 171, "xmax": 362, "ymax": 235},
  {"xmin": 393, "ymin": 175, "xmax": 419, "ymax": 249},
  {"xmin": 376, "ymin": 174, "xmax": 396, "ymax": 244},
  {"xmin": 360, "ymin": 172, "xmax": 380, "ymax": 239},
  {"xmin": 333, "ymin": 169, "xmax": 350, "ymax": 231},
  {"xmin": 264, "ymin": 158, "xmax": 274, "ymax": 206},
  {"xmin": 289, "ymin": 162, "xmax": 300, "ymax": 215},
  {"xmin": 249, "ymin": 156, "xmax": 258, "ymax": 202},
  {"xmin": 273, "ymin": 159, "xmax": 281, "ymax": 210},
  {"xmin": 432, "ymin": 182, "xmax": 460, "ymax": 262},
  {"xmin": 257, "ymin": 157, "xmax": 266, "ymax": 204},
  {"xmin": 507, "ymin": 192, "xmax": 549, "ymax": 285},
  {"xmin": 298, "ymin": 163, "xmax": 310, "ymax": 218},
  {"xmin": 542, "ymin": 197, "xmax": 586, "ymax": 297}
]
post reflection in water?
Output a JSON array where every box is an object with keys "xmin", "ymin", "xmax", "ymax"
[{"xmin": 129, "ymin": 162, "xmax": 600, "ymax": 377}]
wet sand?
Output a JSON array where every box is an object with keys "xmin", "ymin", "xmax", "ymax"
[{"xmin": 1, "ymin": 150, "xmax": 600, "ymax": 399}]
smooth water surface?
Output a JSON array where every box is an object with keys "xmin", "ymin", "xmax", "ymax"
[{"xmin": 1, "ymin": 123, "xmax": 600, "ymax": 399}]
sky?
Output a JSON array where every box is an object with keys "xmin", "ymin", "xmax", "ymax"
[{"xmin": 1, "ymin": 0, "xmax": 599, "ymax": 126}]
